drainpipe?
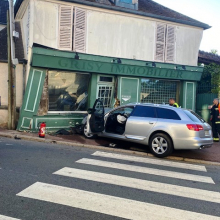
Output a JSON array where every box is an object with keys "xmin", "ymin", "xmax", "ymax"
[{"xmin": 22, "ymin": 59, "xmax": 27, "ymax": 97}]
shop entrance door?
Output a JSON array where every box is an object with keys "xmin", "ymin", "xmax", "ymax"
[{"xmin": 120, "ymin": 77, "xmax": 139, "ymax": 105}]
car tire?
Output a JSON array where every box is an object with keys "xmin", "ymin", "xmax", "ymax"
[
  {"xmin": 149, "ymin": 133, "xmax": 173, "ymax": 158},
  {"xmin": 83, "ymin": 124, "xmax": 96, "ymax": 139}
]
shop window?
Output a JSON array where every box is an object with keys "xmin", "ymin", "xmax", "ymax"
[
  {"xmin": 58, "ymin": 6, "xmax": 86, "ymax": 52},
  {"xmin": 141, "ymin": 79, "xmax": 178, "ymax": 104},
  {"xmin": 155, "ymin": 23, "xmax": 176, "ymax": 63},
  {"xmin": 48, "ymin": 71, "xmax": 90, "ymax": 112}
]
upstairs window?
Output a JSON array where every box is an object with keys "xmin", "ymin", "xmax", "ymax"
[
  {"xmin": 58, "ymin": 6, "xmax": 86, "ymax": 52},
  {"xmin": 115, "ymin": 0, "xmax": 138, "ymax": 10},
  {"xmin": 155, "ymin": 23, "xmax": 176, "ymax": 63}
]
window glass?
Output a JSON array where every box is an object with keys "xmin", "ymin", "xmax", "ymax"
[
  {"xmin": 184, "ymin": 110, "xmax": 205, "ymax": 123},
  {"xmin": 132, "ymin": 106, "xmax": 156, "ymax": 118},
  {"xmin": 141, "ymin": 79, "xmax": 178, "ymax": 104},
  {"xmin": 110, "ymin": 107, "xmax": 134, "ymax": 116},
  {"xmin": 97, "ymin": 85, "xmax": 113, "ymax": 108},
  {"xmin": 156, "ymin": 108, "xmax": 181, "ymax": 120},
  {"xmin": 48, "ymin": 71, "xmax": 90, "ymax": 111}
]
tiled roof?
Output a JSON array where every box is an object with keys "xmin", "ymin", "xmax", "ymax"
[
  {"xmin": 0, "ymin": 22, "xmax": 24, "ymax": 62},
  {"xmin": 15, "ymin": 0, "xmax": 210, "ymax": 29},
  {"xmin": 198, "ymin": 51, "xmax": 220, "ymax": 65},
  {"xmin": 0, "ymin": 0, "xmax": 9, "ymax": 25}
]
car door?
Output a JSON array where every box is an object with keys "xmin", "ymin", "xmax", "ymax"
[
  {"xmin": 88, "ymin": 99, "xmax": 105, "ymax": 133},
  {"xmin": 125, "ymin": 105, "xmax": 158, "ymax": 141}
]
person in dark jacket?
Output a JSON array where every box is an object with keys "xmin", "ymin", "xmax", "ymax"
[
  {"xmin": 210, "ymin": 98, "xmax": 220, "ymax": 142},
  {"xmin": 169, "ymin": 98, "xmax": 179, "ymax": 107}
]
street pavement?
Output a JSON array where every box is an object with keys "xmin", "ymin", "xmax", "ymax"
[
  {"xmin": 0, "ymin": 128, "xmax": 219, "ymax": 164},
  {"xmin": 0, "ymin": 137, "xmax": 220, "ymax": 219}
]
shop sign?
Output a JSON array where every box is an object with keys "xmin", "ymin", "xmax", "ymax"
[{"xmin": 32, "ymin": 54, "xmax": 202, "ymax": 81}]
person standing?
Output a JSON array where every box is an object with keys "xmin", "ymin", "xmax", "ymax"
[
  {"xmin": 169, "ymin": 98, "xmax": 179, "ymax": 107},
  {"xmin": 210, "ymin": 98, "xmax": 220, "ymax": 142}
]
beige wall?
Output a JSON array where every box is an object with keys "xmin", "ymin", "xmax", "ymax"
[
  {"xmin": 18, "ymin": 0, "xmax": 203, "ymax": 66},
  {"xmin": 0, "ymin": 63, "xmax": 24, "ymax": 127}
]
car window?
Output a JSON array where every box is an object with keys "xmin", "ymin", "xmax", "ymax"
[
  {"xmin": 184, "ymin": 110, "xmax": 205, "ymax": 123},
  {"xmin": 110, "ymin": 107, "xmax": 134, "ymax": 116},
  {"xmin": 132, "ymin": 106, "xmax": 156, "ymax": 118},
  {"xmin": 156, "ymin": 108, "xmax": 181, "ymax": 120}
]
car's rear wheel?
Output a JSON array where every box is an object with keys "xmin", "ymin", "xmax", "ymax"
[
  {"xmin": 83, "ymin": 124, "xmax": 95, "ymax": 139},
  {"xmin": 149, "ymin": 133, "xmax": 173, "ymax": 158}
]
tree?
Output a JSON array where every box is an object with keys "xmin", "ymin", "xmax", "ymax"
[{"xmin": 211, "ymin": 49, "xmax": 218, "ymax": 55}]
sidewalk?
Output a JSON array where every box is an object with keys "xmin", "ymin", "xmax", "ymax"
[{"xmin": 0, "ymin": 128, "xmax": 219, "ymax": 165}]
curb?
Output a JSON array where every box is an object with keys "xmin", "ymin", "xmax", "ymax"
[{"xmin": 1, "ymin": 132, "xmax": 220, "ymax": 166}]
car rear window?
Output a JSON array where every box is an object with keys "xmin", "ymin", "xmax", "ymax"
[
  {"xmin": 132, "ymin": 106, "xmax": 156, "ymax": 118},
  {"xmin": 184, "ymin": 110, "xmax": 205, "ymax": 123},
  {"xmin": 156, "ymin": 108, "xmax": 181, "ymax": 120}
]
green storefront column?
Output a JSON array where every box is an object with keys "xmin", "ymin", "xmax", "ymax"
[
  {"xmin": 17, "ymin": 68, "xmax": 46, "ymax": 130},
  {"xmin": 181, "ymin": 81, "xmax": 197, "ymax": 111}
]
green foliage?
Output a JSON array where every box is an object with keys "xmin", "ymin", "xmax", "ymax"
[{"xmin": 197, "ymin": 63, "xmax": 220, "ymax": 94}]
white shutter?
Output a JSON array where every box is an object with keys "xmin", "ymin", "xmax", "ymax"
[
  {"xmin": 73, "ymin": 8, "xmax": 87, "ymax": 53},
  {"xmin": 58, "ymin": 5, "xmax": 73, "ymax": 50},
  {"xmin": 155, "ymin": 23, "xmax": 166, "ymax": 62},
  {"xmin": 165, "ymin": 25, "xmax": 176, "ymax": 62}
]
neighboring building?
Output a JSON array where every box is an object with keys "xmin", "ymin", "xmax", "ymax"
[
  {"xmin": 0, "ymin": 0, "xmax": 8, "ymax": 31},
  {"xmin": 198, "ymin": 50, "xmax": 220, "ymax": 65},
  {"xmin": 14, "ymin": 0, "xmax": 210, "ymax": 132},
  {"xmin": 0, "ymin": 19, "xmax": 25, "ymax": 128}
]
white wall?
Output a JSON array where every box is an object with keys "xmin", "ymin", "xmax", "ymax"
[
  {"xmin": 87, "ymin": 11, "xmax": 155, "ymax": 61},
  {"xmin": 33, "ymin": 0, "xmax": 58, "ymax": 49},
  {"xmin": 19, "ymin": 0, "xmax": 203, "ymax": 66},
  {"xmin": 176, "ymin": 26, "xmax": 203, "ymax": 66}
]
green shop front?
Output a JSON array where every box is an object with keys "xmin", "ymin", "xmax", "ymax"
[{"xmin": 17, "ymin": 47, "xmax": 203, "ymax": 132}]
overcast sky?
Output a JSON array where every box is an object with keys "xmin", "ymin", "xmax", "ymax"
[{"xmin": 153, "ymin": 0, "xmax": 220, "ymax": 54}]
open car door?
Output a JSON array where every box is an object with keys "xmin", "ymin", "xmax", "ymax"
[{"xmin": 88, "ymin": 99, "xmax": 105, "ymax": 133}]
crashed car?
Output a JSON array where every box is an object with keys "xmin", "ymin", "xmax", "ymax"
[{"xmin": 80, "ymin": 99, "xmax": 213, "ymax": 158}]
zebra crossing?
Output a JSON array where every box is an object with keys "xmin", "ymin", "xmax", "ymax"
[{"xmin": 13, "ymin": 151, "xmax": 220, "ymax": 219}]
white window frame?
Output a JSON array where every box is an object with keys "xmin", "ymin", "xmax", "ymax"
[{"xmin": 96, "ymin": 75, "xmax": 115, "ymax": 108}]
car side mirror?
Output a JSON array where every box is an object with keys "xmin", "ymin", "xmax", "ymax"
[{"xmin": 87, "ymin": 108, "xmax": 95, "ymax": 114}]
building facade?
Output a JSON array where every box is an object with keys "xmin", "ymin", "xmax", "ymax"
[{"xmin": 14, "ymin": 0, "xmax": 210, "ymax": 132}]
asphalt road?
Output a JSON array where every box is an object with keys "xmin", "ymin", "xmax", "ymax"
[{"xmin": 0, "ymin": 137, "xmax": 220, "ymax": 220}]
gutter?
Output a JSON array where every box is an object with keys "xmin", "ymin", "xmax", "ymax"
[{"xmin": 60, "ymin": 0, "xmax": 211, "ymax": 30}]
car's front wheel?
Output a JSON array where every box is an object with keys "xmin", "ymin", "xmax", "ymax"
[
  {"xmin": 83, "ymin": 124, "xmax": 95, "ymax": 139},
  {"xmin": 149, "ymin": 133, "xmax": 173, "ymax": 158}
]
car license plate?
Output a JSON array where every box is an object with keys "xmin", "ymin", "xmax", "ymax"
[{"xmin": 205, "ymin": 130, "xmax": 210, "ymax": 136}]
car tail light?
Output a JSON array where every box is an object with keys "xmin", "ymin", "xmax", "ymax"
[{"xmin": 187, "ymin": 124, "xmax": 204, "ymax": 131}]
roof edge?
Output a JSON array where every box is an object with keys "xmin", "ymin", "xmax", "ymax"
[
  {"xmin": 60, "ymin": 0, "xmax": 211, "ymax": 29},
  {"xmin": 15, "ymin": 0, "xmax": 211, "ymax": 29}
]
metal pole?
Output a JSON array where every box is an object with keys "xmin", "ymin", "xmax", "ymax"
[
  {"xmin": 7, "ymin": 11, "xmax": 12, "ymax": 130},
  {"xmin": 9, "ymin": 0, "xmax": 17, "ymax": 130}
]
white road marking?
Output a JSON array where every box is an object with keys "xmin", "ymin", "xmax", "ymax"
[
  {"xmin": 0, "ymin": 215, "xmax": 21, "ymax": 220},
  {"xmin": 92, "ymin": 151, "xmax": 207, "ymax": 172},
  {"xmin": 54, "ymin": 168, "xmax": 220, "ymax": 203},
  {"xmin": 17, "ymin": 182, "xmax": 220, "ymax": 220},
  {"xmin": 76, "ymin": 158, "xmax": 214, "ymax": 184}
]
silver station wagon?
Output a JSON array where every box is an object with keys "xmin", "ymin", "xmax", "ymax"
[{"xmin": 84, "ymin": 99, "xmax": 213, "ymax": 158}]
